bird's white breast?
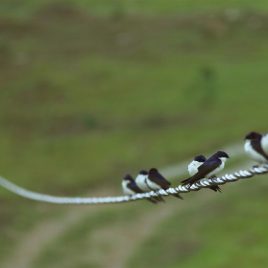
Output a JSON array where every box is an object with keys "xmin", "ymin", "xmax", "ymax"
[
  {"xmin": 135, "ymin": 174, "xmax": 151, "ymax": 191},
  {"xmin": 244, "ymin": 140, "xmax": 267, "ymax": 163},
  {"xmin": 122, "ymin": 181, "xmax": 134, "ymax": 195},
  {"xmin": 261, "ymin": 134, "xmax": 268, "ymax": 154},
  {"xmin": 146, "ymin": 179, "xmax": 161, "ymax": 190},
  {"xmin": 188, "ymin": 160, "xmax": 201, "ymax": 176}
]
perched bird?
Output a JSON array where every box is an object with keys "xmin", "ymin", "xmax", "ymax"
[
  {"xmin": 187, "ymin": 154, "xmax": 222, "ymax": 192},
  {"xmin": 135, "ymin": 170, "xmax": 165, "ymax": 202},
  {"xmin": 244, "ymin": 131, "xmax": 268, "ymax": 163},
  {"xmin": 135, "ymin": 170, "xmax": 151, "ymax": 192},
  {"xmin": 182, "ymin": 151, "xmax": 229, "ymax": 187},
  {"xmin": 122, "ymin": 174, "xmax": 157, "ymax": 204},
  {"xmin": 188, "ymin": 155, "xmax": 207, "ymax": 176},
  {"xmin": 147, "ymin": 168, "xmax": 183, "ymax": 199}
]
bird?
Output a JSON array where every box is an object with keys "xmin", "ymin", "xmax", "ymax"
[
  {"xmin": 147, "ymin": 168, "xmax": 183, "ymax": 199},
  {"xmin": 122, "ymin": 174, "xmax": 157, "ymax": 204},
  {"xmin": 188, "ymin": 155, "xmax": 207, "ymax": 176},
  {"xmin": 135, "ymin": 170, "xmax": 151, "ymax": 192},
  {"xmin": 187, "ymin": 154, "xmax": 222, "ymax": 192},
  {"xmin": 135, "ymin": 170, "xmax": 165, "ymax": 202},
  {"xmin": 182, "ymin": 151, "xmax": 229, "ymax": 187},
  {"xmin": 244, "ymin": 131, "xmax": 268, "ymax": 163}
]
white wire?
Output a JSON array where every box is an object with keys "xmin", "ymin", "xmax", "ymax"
[{"xmin": 0, "ymin": 164, "xmax": 267, "ymax": 205}]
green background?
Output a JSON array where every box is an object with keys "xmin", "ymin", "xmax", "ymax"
[{"xmin": 0, "ymin": 1, "xmax": 268, "ymax": 267}]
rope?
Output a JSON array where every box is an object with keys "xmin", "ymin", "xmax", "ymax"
[{"xmin": 0, "ymin": 164, "xmax": 267, "ymax": 205}]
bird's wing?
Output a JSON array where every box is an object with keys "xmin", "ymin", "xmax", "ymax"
[
  {"xmin": 150, "ymin": 173, "xmax": 171, "ymax": 190},
  {"xmin": 128, "ymin": 182, "xmax": 143, "ymax": 193},
  {"xmin": 182, "ymin": 159, "xmax": 220, "ymax": 184},
  {"xmin": 251, "ymin": 140, "xmax": 268, "ymax": 160}
]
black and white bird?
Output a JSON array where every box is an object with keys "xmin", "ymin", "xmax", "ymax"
[
  {"xmin": 122, "ymin": 174, "xmax": 157, "ymax": 204},
  {"xmin": 187, "ymin": 154, "xmax": 222, "ymax": 192},
  {"xmin": 135, "ymin": 170, "xmax": 165, "ymax": 202},
  {"xmin": 135, "ymin": 170, "xmax": 151, "ymax": 192},
  {"xmin": 182, "ymin": 151, "xmax": 229, "ymax": 187},
  {"xmin": 188, "ymin": 155, "xmax": 207, "ymax": 176},
  {"xmin": 244, "ymin": 131, "xmax": 268, "ymax": 163},
  {"xmin": 147, "ymin": 168, "xmax": 183, "ymax": 199}
]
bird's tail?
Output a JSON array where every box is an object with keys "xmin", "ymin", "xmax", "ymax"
[
  {"xmin": 209, "ymin": 185, "xmax": 222, "ymax": 193},
  {"xmin": 146, "ymin": 198, "xmax": 158, "ymax": 204},
  {"xmin": 208, "ymin": 175, "xmax": 222, "ymax": 192},
  {"xmin": 172, "ymin": 193, "xmax": 183, "ymax": 200},
  {"xmin": 153, "ymin": 195, "xmax": 165, "ymax": 202}
]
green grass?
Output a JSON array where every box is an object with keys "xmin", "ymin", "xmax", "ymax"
[
  {"xmin": 1, "ymin": 1, "xmax": 268, "ymax": 267},
  {"xmin": 2, "ymin": 0, "xmax": 268, "ymax": 19}
]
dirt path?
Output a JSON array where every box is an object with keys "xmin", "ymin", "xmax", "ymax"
[
  {"xmin": 2, "ymin": 143, "xmax": 245, "ymax": 268},
  {"xmin": 2, "ymin": 189, "xmax": 109, "ymax": 268},
  {"xmin": 3, "ymin": 209, "xmax": 86, "ymax": 268},
  {"xmin": 88, "ymin": 194, "xmax": 214, "ymax": 268},
  {"xmin": 88, "ymin": 203, "xmax": 178, "ymax": 268}
]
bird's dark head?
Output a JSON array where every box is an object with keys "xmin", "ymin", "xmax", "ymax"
[
  {"xmin": 123, "ymin": 174, "xmax": 133, "ymax": 182},
  {"xmin": 149, "ymin": 168, "xmax": 158, "ymax": 174},
  {"xmin": 139, "ymin": 170, "xmax": 148, "ymax": 175},
  {"xmin": 215, "ymin": 151, "xmax": 230, "ymax": 159},
  {"xmin": 245, "ymin": 131, "xmax": 262, "ymax": 140},
  {"xmin": 194, "ymin": 155, "xmax": 206, "ymax": 162}
]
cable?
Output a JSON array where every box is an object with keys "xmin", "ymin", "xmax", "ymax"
[{"xmin": 0, "ymin": 164, "xmax": 267, "ymax": 205}]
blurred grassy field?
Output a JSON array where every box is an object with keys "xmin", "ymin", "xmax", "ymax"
[
  {"xmin": 128, "ymin": 181, "xmax": 268, "ymax": 268},
  {"xmin": 2, "ymin": 0, "xmax": 268, "ymax": 18},
  {"xmin": 1, "ymin": 1, "xmax": 268, "ymax": 267}
]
